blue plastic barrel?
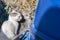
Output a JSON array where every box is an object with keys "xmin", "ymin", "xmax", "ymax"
[{"xmin": 30, "ymin": 0, "xmax": 60, "ymax": 40}]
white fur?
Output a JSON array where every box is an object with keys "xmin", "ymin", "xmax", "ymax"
[{"xmin": 1, "ymin": 10, "xmax": 22, "ymax": 39}]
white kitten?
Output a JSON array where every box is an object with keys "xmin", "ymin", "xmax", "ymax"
[{"xmin": 1, "ymin": 10, "xmax": 22, "ymax": 39}]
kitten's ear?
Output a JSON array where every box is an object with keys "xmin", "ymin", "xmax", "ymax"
[
  {"xmin": 9, "ymin": 10, "xmax": 16, "ymax": 16},
  {"xmin": 9, "ymin": 11, "xmax": 13, "ymax": 16}
]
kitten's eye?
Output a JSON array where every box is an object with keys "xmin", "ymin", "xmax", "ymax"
[{"xmin": 12, "ymin": 13, "xmax": 17, "ymax": 16}]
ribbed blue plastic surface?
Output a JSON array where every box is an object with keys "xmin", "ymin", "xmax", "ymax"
[{"xmin": 30, "ymin": 0, "xmax": 60, "ymax": 40}]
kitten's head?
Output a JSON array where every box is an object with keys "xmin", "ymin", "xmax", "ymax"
[{"xmin": 9, "ymin": 10, "xmax": 22, "ymax": 21}]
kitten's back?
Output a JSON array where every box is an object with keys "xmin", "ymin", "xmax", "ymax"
[{"xmin": 1, "ymin": 20, "xmax": 17, "ymax": 39}]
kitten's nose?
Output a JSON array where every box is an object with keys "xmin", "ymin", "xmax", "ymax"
[
  {"xmin": 19, "ymin": 16, "xmax": 22, "ymax": 19},
  {"xmin": 19, "ymin": 16, "xmax": 20, "ymax": 18}
]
